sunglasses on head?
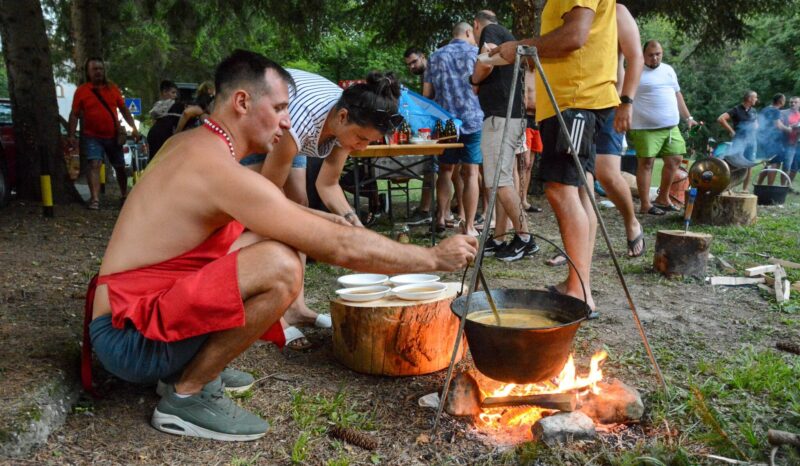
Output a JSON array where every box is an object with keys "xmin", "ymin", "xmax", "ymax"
[{"xmin": 354, "ymin": 106, "xmax": 404, "ymax": 131}]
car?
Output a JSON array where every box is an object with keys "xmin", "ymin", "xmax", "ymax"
[
  {"xmin": 123, "ymin": 136, "xmax": 149, "ymax": 175},
  {"xmin": 0, "ymin": 98, "xmax": 79, "ymax": 207}
]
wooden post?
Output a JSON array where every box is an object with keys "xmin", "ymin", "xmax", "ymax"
[
  {"xmin": 331, "ymin": 282, "xmax": 465, "ymax": 376},
  {"xmin": 653, "ymin": 230, "xmax": 713, "ymax": 278},
  {"xmin": 693, "ymin": 192, "xmax": 757, "ymax": 226}
]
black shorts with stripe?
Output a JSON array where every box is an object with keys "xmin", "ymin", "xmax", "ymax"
[{"xmin": 539, "ymin": 107, "xmax": 613, "ymax": 187}]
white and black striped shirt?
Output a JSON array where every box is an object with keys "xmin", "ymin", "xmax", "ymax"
[{"xmin": 288, "ymin": 69, "xmax": 343, "ymax": 158}]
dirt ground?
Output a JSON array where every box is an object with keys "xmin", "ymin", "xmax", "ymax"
[{"xmin": 1, "ymin": 184, "xmax": 798, "ymax": 465}]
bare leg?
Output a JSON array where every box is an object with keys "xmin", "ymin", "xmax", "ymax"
[
  {"xmin": 436, "ymin": 163, "xmax": 456, "ymax": 227},
  {"xmin": 420, "ymin": 172, "xmax": 435, "ymax": 213},
  {"xmin": 461, "ymin": 164, "xmax": 480, "ymax": 236},
  {"xmin": 518, "ymin": 150, "xmax": 533, "ymax": 210},
  {"xmin": 654, "ymin": 155, "xmax": 681, "ymax": 207},
  {"xmin": 742, "ymin": 167, "xmax": 752, "ymax": 192},
  {"xmin": 636, "ymin": 157, "xmax": 655, "ymax": 213},
  {"xmin": 176, "ymin": 240, "xmax": 302, "ymax": 394},
  {"xmin": 546, "ymin": 180, "xmax": 595, "ymax": 310},
  {"xmin": 453, "ymin": 164, "xmax": 464, "ymax": 220},
  {"xmin": 88, "ymin": 160, "xmax": 101, "ymax": 203},
  {"xmin": 596, "ymin": 154, "xmax": 643, "ymax": 255}
]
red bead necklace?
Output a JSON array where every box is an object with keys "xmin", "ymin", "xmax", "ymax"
[{"xmin": 203, "ymin": 118, "xmax": 236, "ymax": 160}]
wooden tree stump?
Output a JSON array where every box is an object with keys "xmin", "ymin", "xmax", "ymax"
[
  {"xmin": 653, "ymin": 230, "xmax": 713, "ymax": 278},
  {"xmin": 692, "ymin": 192, "xmax": 757, "ymax": 226},
  {"xmin": 331, "ymin": 282, "xmax": 465, "ymax": 376}
]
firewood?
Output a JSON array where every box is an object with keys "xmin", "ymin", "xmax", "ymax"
[
  {"xmin": 653, "ymin": 230, "xmax": 713, "ymax": 278},
  {"xmin": 482, "ymin": 392, "xmax": 577, "ymax": 412},
  {"xmin": 768, "ymin": 258, "xmax": 800, "ymax": 269},
  {"xmin": 745, "ymin": 264, "xmax": 778, "ymax": 276},
  {"xmin": 767, "ymin": 429, "xmax": 800, "ymax": 447},
  {"xmin": 709, "ymin": 276, "xmax": 765, "ymax": 286},
  {"xmin": 329, "ymin": 426, "xmax": 379, "ymax": 450}
]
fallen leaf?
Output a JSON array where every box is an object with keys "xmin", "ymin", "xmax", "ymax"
[{"xmin": 415, "ymin": 433, "xmax": 430, "ymax": 445}]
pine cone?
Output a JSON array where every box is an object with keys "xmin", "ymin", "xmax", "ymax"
[
  {"xmin": 329, "ymin": 426, "xmax": 379, "ymax": 450},
  {"xmin": 776, "ymin": 341, "xmax": 800, "ymax": 355}
]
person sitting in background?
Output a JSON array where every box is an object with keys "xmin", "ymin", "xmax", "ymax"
[
  {"xmin": 176, "ymin": 81, "xmax": 215, "ymax": 132},
  {"xmin": 146, "ymin": 80, "xmax": 182, "ymax": 159}
]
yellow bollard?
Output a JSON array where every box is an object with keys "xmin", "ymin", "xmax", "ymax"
[
  {"xmin": 99, "ymin": 163, "xmax": 106, "ymax": 194},
  {"xmin": 40, "ymin": 175, "xmax": 54, "ymax": 217}
]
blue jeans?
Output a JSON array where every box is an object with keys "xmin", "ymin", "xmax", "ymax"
[{"xmin": 81, "ymin": 136, "xmax": 124, "ymax": 166}]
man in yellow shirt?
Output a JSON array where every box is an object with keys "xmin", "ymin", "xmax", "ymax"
[{"xmin": 493, "ymin": 0, "xmax": 618, "ymax": 314}]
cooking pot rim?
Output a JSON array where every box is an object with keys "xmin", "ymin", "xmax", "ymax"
[{"xmin": 451, "ymin": 289, "xmax": 589, "ymax": 330}]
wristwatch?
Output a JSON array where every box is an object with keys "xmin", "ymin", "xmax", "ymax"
[{"xmin": 620, "ymin": 95, "xmax": 634, "ymax": 105}]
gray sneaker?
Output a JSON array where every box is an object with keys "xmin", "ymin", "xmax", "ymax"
[
  {"xmin": 151, "ymin": 377, "xmax": 268, "ymax": 441},
  {"xmin": 406, "ymin": 208, "xmax": 432, "ymax": 225},
  {"xmin": 156, "ymin": 367, "xmax": 254, "ymax": 397}
]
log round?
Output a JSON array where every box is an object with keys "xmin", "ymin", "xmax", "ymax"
[
  {"xmin": 692, "ymin": 192, "xmax": 757, "ymax": 226},
  {"xmin": 331, "ymin": 282, "xmax": 465, "ymax": 376},
  {"xmin": 653, "ymin": 230, "xmax": 713, "ymax": 278}
]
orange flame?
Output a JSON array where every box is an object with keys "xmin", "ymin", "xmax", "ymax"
[{"xmin": 477, "ymin": 350, "xmax": 607, "ymax": 429}]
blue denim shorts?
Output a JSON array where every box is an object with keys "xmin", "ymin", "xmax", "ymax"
[
  {"xmin": 81, "ymin": 136, "xmax": 125, "ymax": 165},
  {"xmin": 292, "ymin": 155, "xmax": 308, "ymax": 169},
  {"xmin": 440, "ymin": 131, "xmax": 482, "ymax": 165},
  {"xmin": 239, "ymin": 153, "xmax": 307, "ymax": 169},
  {"xmin": 595, "ymin": 108, "xmax": 624, "ymax": 156},
  {"xmin": 89, "ymin": 314, "xmax": 209, "ymax": 385}
]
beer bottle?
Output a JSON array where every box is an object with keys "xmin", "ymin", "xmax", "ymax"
[
  {"xmin": 398, "ymin": 121, "xmax": 410, "ymax": 144},
  {"xmin": 433, "ymin": 120, "xmax": 444, "ymax": 140},
  {"xmin": 445, "ymin": 119, "xmax": 456, "ymax": 137}
]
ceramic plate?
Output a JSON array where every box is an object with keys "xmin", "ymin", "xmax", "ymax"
[
  {"xmin": 389, "ymin": 274, "xmax": 441, "ymax": 286},
  {"xmin": 337, "ymin": 273, "xmax": 389, "ymax": 287},
  {"xmin": 392, "ymin": 282, "xmax": 448, "ymax": 301},
  {"xmin": 336, "ymin": 285, "xmax": 391, "ymax": 302}
]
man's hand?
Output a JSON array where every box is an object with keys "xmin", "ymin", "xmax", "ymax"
[
  {"xmin": 131, "ymin": 128, "xmax": 141, "ymax": 142},
  {"xmin": 686, "ymin": 118, "xmax": 700, "ymax": 129},
  {"xmin": 431, "ymin": 235, "xmax": 478, "ymax": 272},
  {"xmin": 489, "ymin": 40, "xmax": 521, "ymax": 64},
  {"xmin": 343, "ymin": 211, "xmax": 364, "ymax": 228},
  {"xmin": 729, "ymin": 130, "xmax": 736, "ymax": 138},
  {"xmin": 613, "ymin": 104, "xmax": 633, "ymax": 133},
  {"xmin": 481, "ymin": 42, "xmax": 498, "ymax": 54}
]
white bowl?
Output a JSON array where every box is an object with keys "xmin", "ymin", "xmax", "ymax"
[
  {"xmin": 389, "ymin": 274, "xmax": 441, "ymax": 286},
  {"xmin": 337, "ymin": 274, "xmax": 389, "ymax": 287},
  {"xmin": 336, "ymin": 285, "xmax": 391, "ymax": 302},
  {"xmin": 392, "ymin": 282, "xmax": 448, "ymax": 301}
]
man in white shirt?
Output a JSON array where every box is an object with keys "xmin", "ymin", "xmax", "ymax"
[{"xmin": 628, "ymin": 40, "xmax": 698, "ymax": 215}]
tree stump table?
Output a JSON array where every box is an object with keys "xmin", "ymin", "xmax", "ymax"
[
  {"xmin": 692, "ymin": 192, "xmax": 757, "ymax": 226},
  {"xmin": 653, "ymin": 230, "xmax": 713, "ymax": 278},
  {"xmin": 331, "ymin": 282, "xmax": 465, "ymax": 376}
]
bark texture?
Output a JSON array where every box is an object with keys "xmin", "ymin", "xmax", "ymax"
[
  {"xmin": 693, "ymin": 192, "xmax": 758, "ymax": 226},
  {"xmin": 70, "ymin": 0, "xmax": 103, "ymax": 84},
  {"xmin": 653, "ymin": 230, "xmax": 713, "ymax": 278}
]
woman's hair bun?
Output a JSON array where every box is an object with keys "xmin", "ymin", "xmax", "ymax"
[{"xmin": 366, "ymin": 71, "xmax": 400, "ymax": 100}]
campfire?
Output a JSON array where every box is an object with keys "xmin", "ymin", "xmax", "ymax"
[{"xmin": 444, "ymin": 351, "xmax": 644, "ymax": 445}]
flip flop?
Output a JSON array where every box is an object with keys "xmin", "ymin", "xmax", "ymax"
[
  {"xmin": 546, "ymin": 285, "xmax": 599, "ymax": 319},
  {"xmin": 627, "ymin": 230, "xmax": 646, "ymax": 258},
  {"xmin": 652, "ymin": 203, "xmax": 680, "ymax": 212},
  {"xmin": 644, "ymin": 206, "xmax": 665, "ymax": 216},
  {"xmin": 87, "ymin": 199, "xmax": 100, "ymax": 210},
  {"xmin": 545, "ymin": 253, "xmax": 567, "ymax": 267},
  {"xmin": 525, "ymin": 205, "xmax": 543, "ymax": 213},
  {"xmin": 283, "ymin": 326, "xmax": 312, "ymax": 351},
  {"xmin": 314, "ymin": 314, "xmax": 332, "ymax": 329}
]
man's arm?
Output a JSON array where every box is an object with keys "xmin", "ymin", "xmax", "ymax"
[
  {"xmin": 117, "ymin": 100, "xmax": 140, "ymax": 141},
  {"xmin": 422, "ymin": 82, "xmax": 434, "ymax": 99},
  {"xmin": 493, "ymin": 7, "xmax": 596, "ymax": 63},
  {"xmin": 316, "ymin": 146, "xmax": 363, "ymax": 226},
  {"xmin": 67, "ymin": 108, "xmax": 80, "ymax": 147},
  {"xmin": 471, "ymin": 42, "xmax": 497, "ymax": 85},
  {"xmin": 613, "ymin": 4, "xmax": 642, "ymax": 133},
  {"xmin": 675, "ymin": 92, "xmax": 698, "ymax": 128},
  {"xmin": 718, "ymin": 112, "xmax": 735, "ymax": 137},
  {"xmin": 259, "ymin": 132, "xmax": 298, "ymax": 189},
  {"xmin": 209, "ymin": 161, "xmax": 478, "ymax": 273}
]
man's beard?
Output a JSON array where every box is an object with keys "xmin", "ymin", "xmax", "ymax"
[
  {"xmin": 645, "ymin": 62, "xmax": 660, "ymax": 69},
  {"xmin": 411, "ymin": 67, "xmax": 426, "ymax": 76}
]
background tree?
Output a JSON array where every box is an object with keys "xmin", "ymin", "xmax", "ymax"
[{"xmin": 0, "ymin": 0, "xmax": 75, "ymax": 203}]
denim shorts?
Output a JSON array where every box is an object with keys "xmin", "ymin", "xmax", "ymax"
[
  {"xmin": 291, "ymin": 155, "xmax": 308, "ymax": 169},
  {"xmin": 239, "ymin": 153, "xmax": 307, "ymax": 168},
  {"xmin": 89, "ymin": 314, "xmax": 209, "ymax": 385},
  {"xmin": 81, "ymin": 136, "xmax": 125, "ymax": 165},
  {"xmin": 440, "ymin": 130, "xmax": 482, "ymax": 165},
  {"xmin": 595, "ymin": 108, "xmax": 624, "ymax": 156}
]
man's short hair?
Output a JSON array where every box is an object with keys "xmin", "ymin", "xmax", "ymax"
[
  {"xmin": 643, "ymin": 40, "xmax": 661, "ymax": 52},
  {"xmin": 403, "ymin": 47, "xmax": 424, "ymax": 59},
  {"xmin": 474, "ymin": 10, "xmax": 498, "ymax": 25},
  {"xmin": 453, "ymin": 22, "xmax": 471, "ymax": 38},
  {"xmin": 214, "ymin": 49, "xmax": 294, "ymax": 100},
  {"xmin": 84, "ymin": 56, "xmax": 106, "ymax": 83},
  {"xmin": 772, "ymin": 93, "xmax": 785, "ymax": 105},
  {"xmin": 160, "ymin": 80, "xmax": 177, "ymax": 93},
  {"xmin": 742, "ymin": 90, "xmax": 757, "ymax": 102}
]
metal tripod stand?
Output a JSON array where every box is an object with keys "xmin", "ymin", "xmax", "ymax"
[{"xmin": 433, "ymin": 45, "xmax": 667, "ymax": 432}]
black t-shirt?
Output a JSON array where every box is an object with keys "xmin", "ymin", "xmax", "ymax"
[
  {"xmin": 146, "ymin": 101, "xmax": 185, "ymax": 159},
  {"xmin": 477, "ymin": 23, "xmax": 524, "ymax": 118},
  {"xmin": 726, "ymin": 104, "xmax": 758, "ymax": 130}
]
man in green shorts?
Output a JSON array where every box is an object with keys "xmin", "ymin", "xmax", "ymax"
[{"xmin": 628, "ymin": 40, "xmax": 698, "ymax": 215}]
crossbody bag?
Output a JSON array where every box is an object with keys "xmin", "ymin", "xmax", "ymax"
[{"xmin": 90, "ymin": 87, "xmax": 127, "ymax": 146}]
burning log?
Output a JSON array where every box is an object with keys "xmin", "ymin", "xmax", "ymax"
[{"xmin": 653, "ymin": 230, "xmax": 713, "ymax": 278}]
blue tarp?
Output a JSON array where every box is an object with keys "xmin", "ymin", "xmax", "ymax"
[{"xmin": 398, "ymin": 88, "xmax": 462, "ymax": 135}]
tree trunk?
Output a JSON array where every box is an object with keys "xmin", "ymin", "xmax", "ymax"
[
  {"xmin": 70, "ymin": 0, "xmax": 103, "ymax": 84},
  {"xmin": 653, "ymin": 230, "xmax": 713, "ymax": 278},
  {"xmin": 0, "ymin": 0, "xmax": 76, "ymax": 203},
  {"xmin": 693, "ymin": 192, "xmax": 758, "ymax": 226},
  {"xmin": 512, "ymin": 0, "xmax": 546, "ymax": 39}
]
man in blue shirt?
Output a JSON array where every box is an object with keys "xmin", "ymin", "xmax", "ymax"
[{"xmin": 424, "ymin": 22, "xmax": 484, "ymax": 237}]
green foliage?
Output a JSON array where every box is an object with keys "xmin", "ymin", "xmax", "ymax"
[
  {"xmin": 291, "ymin": 431, "xmax": 311, "ymax": 464},
  {"xmin": 0, "ymin": 63, "xmax": 8, "ymax": 97}
]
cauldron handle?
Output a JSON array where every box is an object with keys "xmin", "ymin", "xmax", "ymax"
[{"xmin": 456, "ymin": 233, "xmax": 590, "ymax": 318}]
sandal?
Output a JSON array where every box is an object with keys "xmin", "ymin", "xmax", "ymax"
[
  {"xmin": 627, "ymin": 230, "xmax": 646, "ymax": 258},
  {"xmin": 314, "ymin": 314, "xmax": 332, "ymax": 329},
  {"xmin": 283, "ymin": 326, "xmax": 312, "ymax": 351},
  {"xmin": 545, "ymin": 253, "xmax": 567, "ymax": 267},
  {"xmin": 87, "ymin": 199, "xmax": 100, "ymax": 210},
  {"xmin": 644, "ymin": 206, "xmax": 665, "ymax": 216},
  {"xmin": 525, "ymin": 205, "xmax": 543, "ymax": 213},
  {"xmin": 652, "ymin": 202, "xmax": 680, "ymax": 212}
]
